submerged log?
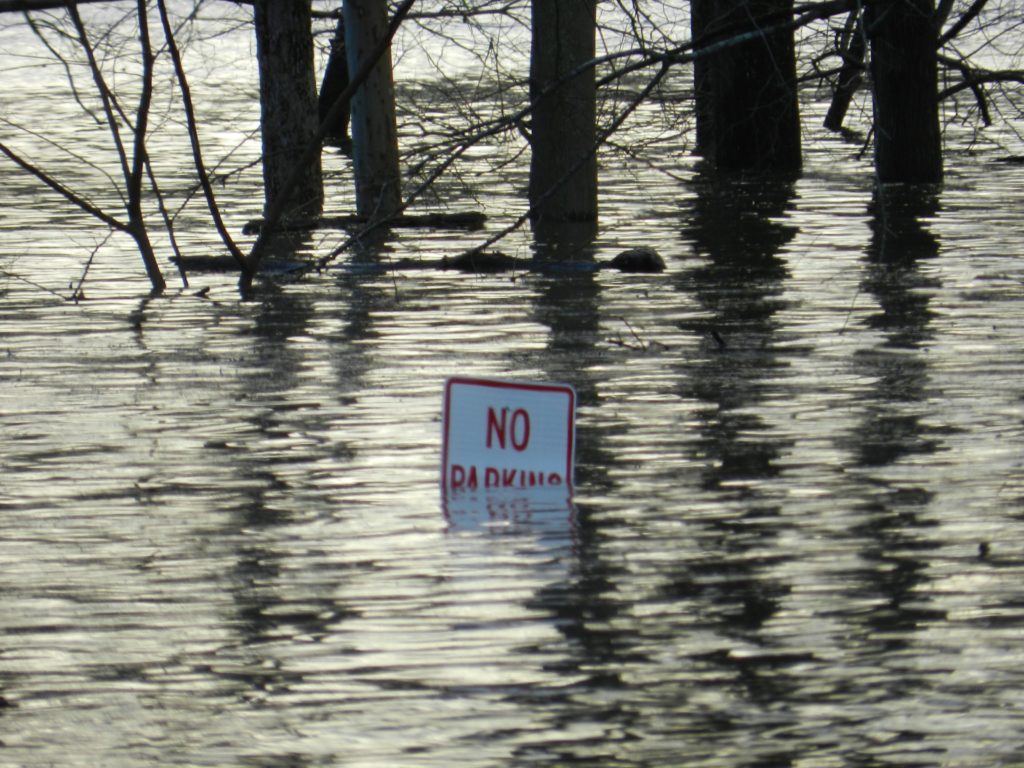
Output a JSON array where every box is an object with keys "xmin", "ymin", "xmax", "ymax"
[
  {"xmin": 242, "ymin": 210, "xmax": 487, "ymax": 235},
  {"xmin": 184, "ymin": 241, "xmax": 665, "ymax": 277},
  {"xmin": 444, "ymin": 247, "xmax": 667, "ymax": 274},
  {"xmin": 442, "ymin": 251, "xmax": 522, "ymax": 273}
]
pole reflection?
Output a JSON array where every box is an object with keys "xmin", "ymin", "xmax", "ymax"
[
  {"xmin": 665, "ymin": 167, "xmax": 805, "ymax": 754},
  {"xmin": 845, "ymin": 186, "xmax": 947, "ymax": 654}
]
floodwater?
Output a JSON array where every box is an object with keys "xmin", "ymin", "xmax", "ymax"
[{"xmin": 2, "ymin": 5, "xmax": 1024, "ymax": 767}]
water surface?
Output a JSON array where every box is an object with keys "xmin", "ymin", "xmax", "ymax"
[{"xmin": 2, "ymin": 6, "xmax": 1024, "ymax": 767}]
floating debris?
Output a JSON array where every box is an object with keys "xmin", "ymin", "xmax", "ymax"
[
  {"xmin": 608, "ymin": 247, "xmax": 666, "ymax": 273},
  {"xmin": 442, "ymin": 250, "xmax": 521, "ymax": 273}
]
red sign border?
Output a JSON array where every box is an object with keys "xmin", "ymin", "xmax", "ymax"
[{"xmin": 441, "ymin": 376, "xmax": 576, "ymax": 490}]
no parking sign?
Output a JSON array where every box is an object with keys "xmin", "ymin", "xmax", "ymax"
[{"xmin": 441, "ymin": 377, "xmax": 576, "ymax": 493}]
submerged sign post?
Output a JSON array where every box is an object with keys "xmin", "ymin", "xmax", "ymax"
[{"xmin": 442, "ymin": 377, "xmax": 576, "ymax": 495}]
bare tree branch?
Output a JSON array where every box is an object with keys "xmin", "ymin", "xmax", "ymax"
[
  {"xmin": 65, "ymin": 2, "xmax": 133, "ymax": 191},
  {"xmin": 155, "ymin": 0, "xmax": 248, "ymax": 274},
  {"xmin": 940, "ymin": 0, "xmax": 989, "ymax": 46},
  {"xmin": 0, "ymin": 0, "xmax": 107, "ymax": 11},
  {"xmin": 0, "ymin": 140, "xmax": 128, "ymax": 230}
]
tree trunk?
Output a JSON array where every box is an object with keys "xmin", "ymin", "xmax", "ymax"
[
  {"xmin": 528, "ymin": 0, "xmax": 598, "ymax": 224},
  {"xmin": 319, "ymin": 14, "xmax": 351, "ymax": 150},
  {"xmin": 701, "ymin": 0, "xmax": 802, "ymax": 174},
  {"xmin": 343, "ymin": 0, "xmax": 401, "ymax": 221},
  {"xmin": 867, "ymin": 0, "xmax": 943, "ymax": 183},
  {"xmin": 690, "ymin": 0, "xmax": 715, "ymax": 156},
  {"xmin": 130, "ymin": 225, "xmax": 167, "ymax": 295},
  {"xmin": 253, "ymin": 0, "xmax": 323, "ymax": 220},
  {"xmin": 823, "ymin": 10, "xmax": 866, "ymax": 132}
]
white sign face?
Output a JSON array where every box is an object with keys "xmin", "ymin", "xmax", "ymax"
[{"xmin": 442, "ymin": 377, "xmax": 576, "ymax": 493}]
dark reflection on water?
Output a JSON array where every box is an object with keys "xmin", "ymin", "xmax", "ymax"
[
  {"xmin": 853, "ymin": 187, "xmax": 943, "ymax": 465},
  {"xmin": 526, "ymin": 221, "xmax": 646, "ymax": 756},
  {"xmin": 848, "ymin": 186, "xmax": 946, "ymax": 674},
  {"xmin": 678, "ymin": 167, "xmax": 797, "ymax": 490},
  {"xmin": 668, "ymin": 171, "xmax": 804, "ymax": 762}
]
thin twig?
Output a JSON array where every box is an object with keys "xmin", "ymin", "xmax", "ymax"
[
  {"xmin": 69, "ymin": 229, "xmax": 114, "ymax": 302},
  {"xmin": 0, "ymin": 140, "xmax": 126, "ymax": 230},
  {"xmin": 66, "ymin": 2, "xmax": 132, "ymax": 191},
  {"xmin": 155, "ymin": 0, "xmax": 248, "ymax": 274}
]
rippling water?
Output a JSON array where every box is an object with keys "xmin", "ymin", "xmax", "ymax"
[{"xmin": 3, "ymin": 6, "xmax": 1024, "ymax": 767}]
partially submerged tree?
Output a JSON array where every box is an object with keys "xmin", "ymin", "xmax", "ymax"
[
  {"xmin": 868, "ymin": 0, "xmax": 943, "ymax": 183},
  {"xmin": 819, "ymin": 0, "xmax": 1024, "ymax": 181},
  {"xmin": 253, "ymin": 0, "xmax": 323, "ymax": 220},
  {"xmin": 822, "ymin": 10, "xmax": 866, "ymax": 132},
  {"xmin": 0, "ymin": 0, "xmax": 253, "ymax": 293},
  {"xmin": 343, "ymin": 0, "xmax": 402, "ymax": 221},
  {"xmin": 693, "ymin": 0, "xmax": 802, "ymax": 174},
  {"xmin": 528, "ymin": 0, "xmax": 598, "ymax": 224},
  {"xmin": 319, "ymin": 14, "xmax": 352, "ymax": 149}
]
